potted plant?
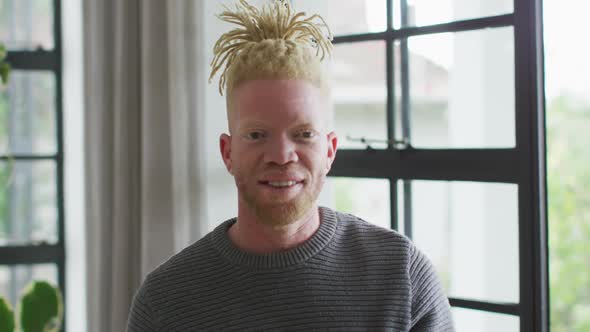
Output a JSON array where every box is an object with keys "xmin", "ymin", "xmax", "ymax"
[{"xmin": 0, "ymin": 281, "xmax": 63, "ymax": 332}]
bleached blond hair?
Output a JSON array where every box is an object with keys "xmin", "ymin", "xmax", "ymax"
[{"xmin": 208, "ymin": 0, "xmax": 333, "ymax": 99}]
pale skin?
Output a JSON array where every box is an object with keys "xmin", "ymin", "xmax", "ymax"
[{"xmin": 219, "ymin": 79, "xmax": 338, "ymax": 254}]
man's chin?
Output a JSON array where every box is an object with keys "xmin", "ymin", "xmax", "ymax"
[{"xmin": 253, "ymin": 200, "xmax": 314, "ymax": 228}]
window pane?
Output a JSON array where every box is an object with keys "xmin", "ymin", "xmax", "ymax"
[
  {"xmin": 0, "ymin": 70, "xmax": 57, "ymax": 155},
  {"xmin": 452, "ymin": 307, "xmax": 519, "ymax": 332},
  {"xmin": 320, "ymin": 177, "xmax": 390, "ymax": 230},
  {"xmin": 403, "ymin": 180, "xmax": 519, "ymax": 303},
  {"xmin": 544, "ymin": 1, "xmax": 590, "ymax": 331},
  {"xmin": 393, "ymin": 0, "xmax": 513, "ymax": 28},
  {"xmin": 0, "ymin": 0, "xmax": 54, "ymax": 50},
  {"xmin": 397, "ymin": 28, "xmax": 515, "ymax": 148},
  {"xmin": 333, "ymin": 41, "xmax": 388, "ymax": 149},
  {"xmin": 0, "ymin": 160, "xmax": 57, "ymax": 245},
  {"xmin": 0, "ymin": 264, "xmax": 57, "ymax": 308},
  {"xmin": 293, "ymin": 0, "xmax": 387, "ymax": 36}
]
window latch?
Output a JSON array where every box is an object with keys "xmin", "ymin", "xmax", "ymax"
[{"xmin": 345, "ymin": 135, "xmax": 411, "ymax": 150}]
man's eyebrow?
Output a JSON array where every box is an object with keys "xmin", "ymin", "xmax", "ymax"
[{"xmin": 292, "ymin": 123, "xmax": 316, "ymax": 130}]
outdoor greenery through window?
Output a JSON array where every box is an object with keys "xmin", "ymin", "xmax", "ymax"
[{"xmin": 544, "ymin": 1, "xmax": 590, "ymax": 331}]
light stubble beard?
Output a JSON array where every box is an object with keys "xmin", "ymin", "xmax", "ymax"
[{"xmin": 238, "ymin": 176, "xmax": 325, "ymax": 229}]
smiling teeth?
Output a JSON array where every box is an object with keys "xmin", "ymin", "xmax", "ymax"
[{"xmin": 268, "ymin": 181, "xmax": 297, "ymax": 188}]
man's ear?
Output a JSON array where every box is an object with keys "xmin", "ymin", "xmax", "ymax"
[
  {"xmin": 220, "ymin": 133, "xmax": 233, "ymax": 174},
  {"xmin": 325, "ymin": 131, "xmax": 338, "ymax": 174}
]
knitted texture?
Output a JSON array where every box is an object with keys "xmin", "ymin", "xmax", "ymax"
[{"xmin": 126, "ymin": 207, "xmax": 454, "ymax": 331}]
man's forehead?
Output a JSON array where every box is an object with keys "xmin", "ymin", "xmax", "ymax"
[
  {"xmin": 228, "ymin": 79, "xmax": 332, "ymax": 131},
  {"xmin": 233, "ymin": 80, "xmax": 324, "ymax": 111},
  {"xmin": 230, "ymin": 106, "xmax": 328, "ymax": 134},
  {"xmin": 236, "ymin": 118, "xmax": 317, "ymax": 130}
]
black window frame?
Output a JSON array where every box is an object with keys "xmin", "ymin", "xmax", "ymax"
[
  {"xmin": 320, "ymin": 0, "xmax": 548, "ymax": 330},
  {"xmin": 0, "ymin": 0, "xmax": 66, "ymax": 328}
]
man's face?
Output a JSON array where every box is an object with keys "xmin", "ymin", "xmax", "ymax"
[{"xmin": 220, "ymin": 79, "xmax": 338, "ymax": 227}]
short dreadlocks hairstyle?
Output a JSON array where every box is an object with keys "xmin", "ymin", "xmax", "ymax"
[{"xmin": 208, "ymin": 0, "xmax": 333, "ymax": 98}]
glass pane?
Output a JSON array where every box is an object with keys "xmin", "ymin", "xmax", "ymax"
[
  {"xmin": 544, "ymin": 1, "xmax": 590, "ymax": 331},
  {"xmin": 396, "ymin": 27, "xmax": 515, "ymax": 148},
  {"xmin": 293, "ymin": 0, "xmax": 387, "ymax": 36},
  {"xmin": 332, "ymin": 41, "xmax": 388, "ymax": 149},
  {"xmin": 0, "ymin": 70, "xmax": 57, "ymax": 155},
  {"xmin": 0, "ymin": 264, "xmax": 58, "ymax": 308},
  {"xmin": 403, "ymin": 180, "xmax": 519, "ymax": 303},
  {"xmin": 0, "ymin": 160, "xmax": 57, "ymax": 245},
  {"xmin": 0, "ymin": 0, "xmax": 54, "ymax": 50},
  {"xmin": 452, "ymin": 307, "xmax": 519, "ymax": 332},
  {"xmin": 319, "ymin": 177, "xmax": 391, "ymax": 230},
  {"xmin": 393, "ymin": 0, "xmax": 513, "ymax": 28}
]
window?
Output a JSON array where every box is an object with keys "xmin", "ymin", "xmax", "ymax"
[
  {"xmin": 543, "ymin": 1, "xmax": 590, "ymax": 331},
  {"xmin": 301, "ymin": 0, "xmax": 548, "ymax": 331},
  {"xmin": 0, "ymin": 0, "xmax": 65, "ymax": 322}
]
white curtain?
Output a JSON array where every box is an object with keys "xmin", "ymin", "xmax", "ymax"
[{"xmin": 83, "ymin": 1, "xmax": 208, "ymax": 331}]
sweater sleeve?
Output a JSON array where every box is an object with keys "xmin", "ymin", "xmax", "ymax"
[
  {"xmin": 408, "ymin": 244, "xmax": 455, "ymax": 332},
  {"xmin": 126, "ymin": 281, "xmax": 161, "ymax": 332}
]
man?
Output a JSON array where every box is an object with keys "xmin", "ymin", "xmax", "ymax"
[{"xmin": 127, "ymin": 0, "xmax": 454, "ymax": 330}]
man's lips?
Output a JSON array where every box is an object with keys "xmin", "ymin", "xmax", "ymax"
[
  {"xmin": 257, "ymin": 168, "xmax": 306, "ymax": 188},
  {"xmin": 258, "ymin": 179, "xmax": 305, "ymax": 188}
]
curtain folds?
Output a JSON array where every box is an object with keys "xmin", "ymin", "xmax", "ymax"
[{"xmin": 83, "ymin": 1, "xmax": 207, "ymax": 331}]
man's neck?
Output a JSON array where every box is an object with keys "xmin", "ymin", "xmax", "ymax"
[{"xmin": 228, "ymin": 205, "xmax": 321, "ymax": 254}]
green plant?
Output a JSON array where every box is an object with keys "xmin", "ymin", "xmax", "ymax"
[
  {"xmin": 0, "ymin": 281, "xmax": 63, "ymax": 332},
  {"xmin": 0, "ymin": 44, "xmax": 10, "ymax": 84},
  {"xmin": 547, "ymin": 94, "xmax": 590, "ymax": 331},
  {"xmin": 0, "ymin": 41, "xmax": 13, "ymax": 194},
  {"xmin": 0, "ymin": 297, "xmax": 15, "ymax": 332}
]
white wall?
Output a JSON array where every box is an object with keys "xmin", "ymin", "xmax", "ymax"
[{"xmin": 62, "ymin": 0, "xmax": 86, "ymax": 330}]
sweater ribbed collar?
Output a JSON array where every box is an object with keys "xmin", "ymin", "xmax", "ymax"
[{"xmin": 210, "ymin": 206, "xmax": 338, "ymax": 269}]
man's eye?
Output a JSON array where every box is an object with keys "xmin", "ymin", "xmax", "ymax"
[
  {"xmin": 246, "ymin": 132, "xmax": 264, "ymax": 140},
  {"xmin": 298, "ymin": 131, "xmax": 315, "ymax": 139}
]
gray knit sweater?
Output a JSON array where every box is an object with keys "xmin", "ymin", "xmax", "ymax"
[{"xmin": 126, "ymin": 207, "xmax": 454, "ymax": 331}]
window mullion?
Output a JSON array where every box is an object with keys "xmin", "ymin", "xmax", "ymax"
[
  {"xmin": 52, "ymin": 1, "xmax": 67, "ymax": 329},
  {"xmin": 5, "ymin": 51, "xmax": 58, "ymax": 70},
  {"xmin": 449, "ymin": 297, "xmax": 520, "ymax": 316}
]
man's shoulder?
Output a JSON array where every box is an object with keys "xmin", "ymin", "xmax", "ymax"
[
  {"xmin": 333, "ymin": 210, "xmax": 410, "ymax": 241},
  {"xmin": 331, "ymin": 209, "xmax": 414, "ymax": 255},
  {"xmin": 143, "ymin": 228, "xmax": 222, "ymax": 285}
]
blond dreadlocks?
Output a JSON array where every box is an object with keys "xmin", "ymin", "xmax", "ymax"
[{"xmin": 209, "ymin": 0, "xmax": 333, "ymax": 97}]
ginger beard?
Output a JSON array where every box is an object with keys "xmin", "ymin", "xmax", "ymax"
[{"xmin": 233, "ymin": 166, "xmax": 325, "ymax": 228}]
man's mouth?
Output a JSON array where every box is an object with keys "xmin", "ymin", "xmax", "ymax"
[{"xmin": 259, "ymin": 180, "xmax": 304, "ymax": 188}]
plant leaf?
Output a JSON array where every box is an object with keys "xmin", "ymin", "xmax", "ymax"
[
  {"xmin": 0, "ymin": 44, "xmax": 6, "ymax": 60},
  {"xmin": 18, "ymin": 281, "xmax": 63, "ymax": 332},
  {"xmin": 0, "ymin": 63, "xmax": 10, "ymax": 85},
  {"xmin": 0, "ymin": 297, "xmax": 15, "ymax": 332}
]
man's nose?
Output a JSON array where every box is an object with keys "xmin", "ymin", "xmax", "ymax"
[{"xmin": 264, "ymin": 136, "xmax": 299, "ymax": 165}]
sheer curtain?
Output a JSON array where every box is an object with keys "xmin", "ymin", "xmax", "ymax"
[{"xmin": 83, "ymin": 1, "xmax": 208, "ymax": 331}]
